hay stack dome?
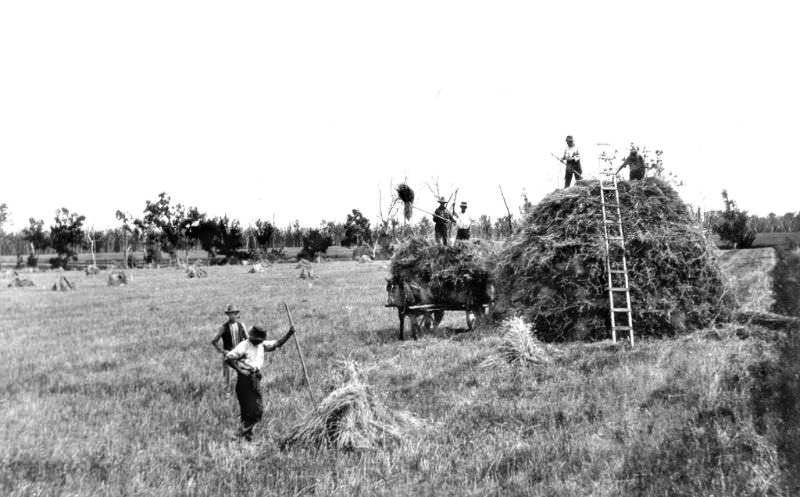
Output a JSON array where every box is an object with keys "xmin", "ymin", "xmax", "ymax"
[{"xmin": 494, "ymin": 178, "xmax": 734, "ymax": 341}]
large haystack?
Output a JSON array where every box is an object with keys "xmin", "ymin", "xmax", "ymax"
[
  {"xmin": 494, "ymin": 178, "xmax": 734, "ymax": 341},
  {"xmin": 388, "ymin": 238, "xmax": 496, "ymax": 306}
]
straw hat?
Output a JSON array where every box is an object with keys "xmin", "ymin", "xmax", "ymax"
[
  {"xmin": 224, "ymin": 304, "xmax": 240, "ymax": 315},
  {"xmin": 437, "ymin": 197, "xmax": 447, "ymax": 204},
  {"xmin": 249, "ymin": 325, "xmax": 267, "ymax": 341},
  {"xmin": 460, "ymin": 201, "xmax": 468, "ymax": 208}
]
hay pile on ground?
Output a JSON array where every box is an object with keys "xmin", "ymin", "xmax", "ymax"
[
  {"xmin": 8, "ymin": 275, "xmax": 35, "ymax": 288},
  {"xmin": 52, "ymin": 274, "xmax": 75, "ymax": 291},
  {"xmin": 247, "ymin": 263, "xmax": 268, "ymax": 274},
  {"xmin": 481, "ymin": 317, "xmax": 552, "ymax": 369},
  {"xmin": 85, "ymin": 265, "xmax": 100, "ymax": 276},
  {"xmin": 107, "ymin": 271, "xmax": 128, "ymax": 286},
  {"xmin": 186, "ymin": 265, "xmax": 207, "ymax": 278},
  {"xmin": 388, "ymin": 237, "xmax": 496, "ymax": 306},
  {"xmin": 282, "ymin": 360, "xmax": 419, "ymax": 451},
  {"xmin": 494, "ymin": 178, "xmax": 735, "ymax": 341}
]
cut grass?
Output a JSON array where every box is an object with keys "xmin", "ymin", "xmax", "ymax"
[{"xmin": 0, "ymin": 262, "xmax": 796, "ymax": 496}]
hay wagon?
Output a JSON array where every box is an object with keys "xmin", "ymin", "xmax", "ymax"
[{"xmin": 385, "ymin": 281, "xmax": 493, "ymax": 340}]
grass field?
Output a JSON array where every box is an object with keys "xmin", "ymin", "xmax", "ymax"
[{"xmin": 1, "ymin": 259, "xmax": 798, "ymax": 496}]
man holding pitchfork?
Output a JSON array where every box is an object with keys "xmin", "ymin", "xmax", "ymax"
[{"xmin": 225, "ymin": 324, "xmax": 295, "ymax": 441}]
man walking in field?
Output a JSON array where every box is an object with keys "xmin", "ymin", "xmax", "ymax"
[
  {"xmin": 454, "ymin": 201, "xmax": 472, "ymax": 241},
  {"xmin": 225, "ymin": 324, "xmax": 295, "ymax": 441},
  {"xmin": 211, "ymin": 304, "xmax": 248, "ymax": 389},
  {"xmin": 561, "ymin": 135, "xmax": 582, "ymax": 187},
  {"xmin": 433, "ymin": 197, "xmax": 455, "ymax": 246},
  {"xmin": 616, "ymin": 144, "xmax": 646, "ymax": 181}
]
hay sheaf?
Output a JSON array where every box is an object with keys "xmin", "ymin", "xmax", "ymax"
[
  {"xmin": 388, "ymin": 238, "xmax": 496, "ymax": 305},
  {"xmin": 282, "ymin": 361, "xmax": 420, "ymax": 451},
  {"xmin": 481, "ymin": 317, "xmax": 553, "ymax": 369},
  {"xmin": 494, "ymin": 178, "xmax": 735, "ymax": 341}
]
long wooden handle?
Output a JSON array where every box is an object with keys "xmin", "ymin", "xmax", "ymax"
[
  {"xmin": 284, "ymin": 303, "xmax": 315, "ymax": 405},
  {"xmin": 411, "ymin": 205, "xmax": 455, "ymax": 223}
]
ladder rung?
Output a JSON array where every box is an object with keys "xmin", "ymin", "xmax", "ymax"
[
  {"xmin": 601, "ymin": 187, "xmax": 617, "ymax": 191},
  {"xmin": 610, "ymin": 287, "xmax": 629, "ymax": 292},
  {"xmin": 612, "ymin": 307, "xmax": 631, "ymax": 312},
  {"xmin": 603, "ymin": 203, "xmax": 621, "ymax": 208},
  {"xmin": 609, "ymin": 270, "xmax": 627, "ymax": 274},
  {"xmin": 608, "ymin": 236, "xmax": 624, "ymax": 241},
  {"xmin": 603, "ymin": 220, "xmax": 622, "ymax": 224},
  {"xmin": 613, "ymin": 326, "xmax": 632, "ymax": 331}
]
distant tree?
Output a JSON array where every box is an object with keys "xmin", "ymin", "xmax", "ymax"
[
  {"xmin": 116, "ymin": 210, "xmax": 136, "ymax": 268},
  {"xmin": 416, "ymin": 216, "xmax": 432, "ymax": 239},
  {"xmin": 188, "ymin": 218, "xmax": 219, "ymax": 260},
  {"xmin": 476, "ymin": 215, "xmax": 493, "ymax": 239},
  {"xmin": 50, "ymin": 208, "xmax": 86, "ymax": 268},
  {"xmin": 215, "ymin": 215, "xmax": 244, "ymax": 258},
  {"xmin": 342, "ymin": 209, "xmax": 372, "ymax": 247},
  {"xmin": 253, "ymin": 219, "xmax": 275, "ymax": 249},
  {"xmin": 298, "ymin": 228, "xmax": 333, "ymax": 260},
  {"xmin": 712, "ymin": 190, "xmax": 756, "ymax": 249},
  {"xmin": 22, "ymin": 218, "xmax": 49, "ymax": 255}
]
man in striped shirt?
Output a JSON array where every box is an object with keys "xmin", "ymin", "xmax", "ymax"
[{"xmin": 211, "ymin": 304, "xmax": 248, "ymax": 389}]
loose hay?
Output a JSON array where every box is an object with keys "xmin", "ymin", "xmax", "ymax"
[
  {"xmin": 282, "ymin": 360, "xmax": 420, "ymax": 451},
  {"xmin": 396, "ymin": 183, "xmax": 415, "ymax": 221},
  {"xmin": 8, "ymin": 276, "xmax": 35, "ymax": 288},
  {"xmin": 481, "ymin": 317, "xmax": 552, "ymax": 368},
  {"xmin": 186, "ymin": 265, "xmax": 207, "ymax": 278},
  {"xmin": 85, "ymin": 265, "xmax": 100, "ymax": 276},
  {"xmin": 493, "ymin": 178, "xmax": 735, "ymax": 341},
  {"xmin": 51, "ymin": 274, "xmax": 75, "ymax": 291},
  {"xmin": 298, "ymin": 267, "xmax": 316, "ymax": 279},
  {"xmin": 388, "ymin": 237, "xmax": 496, "ymax": 306},
  {"xmin": 107, "ymin": 271, "xmax": 128, "ymax": 286}
]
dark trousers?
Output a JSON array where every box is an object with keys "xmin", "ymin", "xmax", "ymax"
[
  {"xmin": 456, "ymin": 228, "xmax": 470, "ymax": 240},
  {"xmin": 235, "ymin": 372, "xmax": 263, "ymax": 440},
  {"xmin": 435, "ymin": 226, "xmax": 449, "ymax": 246},
  {"xmin": 564, "ymin": 161, "xmax": 583, "ymax": 187},
  {"xmin": 630, "ymin": 168, "xmax": 645, "ymax": 181}
]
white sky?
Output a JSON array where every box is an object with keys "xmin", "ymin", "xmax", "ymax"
[{"xmin": 1, "ymin": 1, "xmax": 798, "ymax": 231}]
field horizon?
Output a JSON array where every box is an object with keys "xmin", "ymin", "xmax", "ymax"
[{"xmin": 1, "ymin": 258, "xmax": 798, "ymax": 496}]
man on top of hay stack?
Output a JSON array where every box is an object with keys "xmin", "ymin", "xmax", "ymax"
[
  {"xmin": 616, "ymin": 144, "xmax": 646, "ymax": 181},
  {"xmin": 454, "ymin": 201, "xmax": 472, "ymax": 241},
  {"xmin": 225, "ymin": 324, "xmax": 295, "ymax": 441},
  {"xmin": 211, "ymin": 304, "xmax": 248, "ymax": 389},
  {"xmin": 433, "ymin": 197, "xmax": 455, "ymax": 246},
  {"xmin": 561, "ymin": 135, "xmax": 582, "ymax": 187}
]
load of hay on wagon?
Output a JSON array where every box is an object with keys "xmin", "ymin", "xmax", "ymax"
[
  {"xmin": 387, "ymin": 238, "xmax": 496, "ymax": 309},
  {"xmin": 493, "ymin": 177, "xmax": 735, "ymax": 341}
]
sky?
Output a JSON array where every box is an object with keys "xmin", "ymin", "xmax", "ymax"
[{"xmin": 1, "ymin": 1, "xmax": 798, "ymax": 232}]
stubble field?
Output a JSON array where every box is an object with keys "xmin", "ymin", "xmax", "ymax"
[{"xmin": 1, "ymin": 260, "xmax": 798, "ymax": 496}]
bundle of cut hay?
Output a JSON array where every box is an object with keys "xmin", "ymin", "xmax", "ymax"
[
  {"xmin": 85, "ymin": 265, "xmax": 100, "ymax": 276},
  {"xmin": 299, "ymin": 267, "xmax": 316, "ymax": 279},
  {"xmin": 8, "ymin": 276, "xmax": 35, "ymax": 288},
  {"xmin": 481, "ymin": 317, "xmax": 552, "ymax": 369},
  {"xmin": 107, "ymin": 270, "xmax": 128, "ymax": 286},
  {"xmin": 396, "ymin": 183, "xmax": 415, "ymax": 221},
  {"xmin": 248, "ymin": 263, "xmax": 266, "ymax": 274},
  {"xmin": 186, "ymin": 265, "xmax": 207, "ymax": 278},
  {"xmin": 51, "ymin": 274, "xmax": 75, "ymax": 291},
  {"xmin": 282, "ymin": 360, "xmax": 420, "ymax": 451},
  {"xmin": 493, "ymin": 178, "xmax": 735, "ymax": 341},
  {"xmin": 388, "ymin": 237, "xmax": 496, "ymax": 306},
  {"xmin": 295, "ymin": 259, "xmax": 312, "ymax": 269}
]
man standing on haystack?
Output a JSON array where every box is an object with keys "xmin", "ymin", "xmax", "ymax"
[
  {"xmin": 616, "ymin": 144, "xmax": 646, "ymax": 181},
  {"xmin": 454, "ymin": 201, "xmax": 472, "ymax": 241},
  {"xmin": 561, "ymin": 135, "xmax": 582, "ymax": 187},
  {"xmin": 225, "ymin": 324, "xmax": 295, "ymax": 441},
  {"xmin": 211, "ymin": 304, "xmax": 248, "ymax": 389},
  {"xmin": 433, "ymin": 197, "xmax": 455, "ymax": 245}
]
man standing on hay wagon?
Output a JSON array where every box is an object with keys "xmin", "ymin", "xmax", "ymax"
[
  {"xmin": 225, "ymin": 324, "xmax": 295, "ymax": 441},
  {"xmin": 211, "ymin": 304, "xmax": 248, "ymax": 389},
  {"xmin": 433, "ymin": 197, "xmax": 455, "ymax": 245},
  {"xmin": 560, "ymin": 135, "xmax": 583, "ymax": 187},
  {"xmin": 454, "ymin": 201, "xmax": 472, "ymax": 241},
  {"xmin": 616, "ymin": 144, "xmax": 646, "ymax": 181}
]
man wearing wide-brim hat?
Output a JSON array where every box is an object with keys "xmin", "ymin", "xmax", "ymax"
[
  {"xmin": 433, "ymin": 197, "xmax": 455, "ymax": 246},
  {"xmin": 211, "ymin": 304, "xmax": 248, "ymax": 389},
  {"xmin": 225, "ymin": 324, "xmax": 295, "ymax": 441},
  {"xmin": 561, "ymin": 135, "xmax": 583, "ymax": 187},
  {"xmin": 455, "ymin": 201, "xmax": 472, "ymax": 241}
]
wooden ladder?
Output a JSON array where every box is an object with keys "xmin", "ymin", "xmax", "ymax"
[{"xmin": 599, "ymin": 172, "xmax": 634, "ymax": 345}]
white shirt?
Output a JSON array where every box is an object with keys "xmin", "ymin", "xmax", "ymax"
[
  {"xmin": 456, "ymin": 212, "xmax": 472, "ymax": 230},
  {"xmin": 562, "ymin": 144, "xmax": 580, "ymax": 162},
  {"xmin": 226, "ymin": 338, "xmax": 279, "ymax": 371}
]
